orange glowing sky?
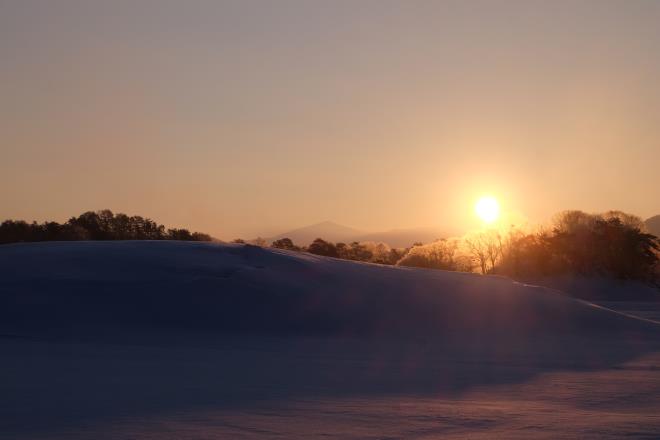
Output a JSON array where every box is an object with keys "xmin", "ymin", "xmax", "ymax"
[{"xmin": 2, "ymin": 1, "xmax": 659, "ymax": 239}]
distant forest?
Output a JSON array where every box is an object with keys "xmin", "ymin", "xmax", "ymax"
[
  {"xmin": 3, "ymin": 209, "xmax": 658, "ymax": 283},
  {"xmin": 0, "ymin": 210, "xmax": 212, "ymax": 244},
  {"xmin": 251, "ymin": 210, "xmax": 659, "ymax": 283}
]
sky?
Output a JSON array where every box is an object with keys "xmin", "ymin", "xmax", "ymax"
[{"xmin": 2, "ymin": 0, "xmax": 660, "ymax": 239}]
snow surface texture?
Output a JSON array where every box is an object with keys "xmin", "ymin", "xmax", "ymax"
[{"xmin": 2, "ymin": 241, "xmax": 660, "ymax": 439}]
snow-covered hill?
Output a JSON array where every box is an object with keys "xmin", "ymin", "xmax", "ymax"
[
  {"xmin": 2, "ymin": 241, "xmax": 660, "ymax": 439},
  {"xmin": 0, "ymin": 241, "xmax": 655, "ymax": 339}
]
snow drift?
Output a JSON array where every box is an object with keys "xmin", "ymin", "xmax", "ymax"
[
  {"xmin": 3, "ymin": 242, "xmax": 660, "ymax": 440},
  {"xmin": 0, "ymin": 241, "xmax": 656, "ymax": 338}
]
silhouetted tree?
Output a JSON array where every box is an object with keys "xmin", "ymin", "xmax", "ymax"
[
  {"xmin": 311, "ymin": 239, "xmax": 401, "ymax": 265},
  {"xmin": 167, "ymin": 228, "xmax": 193, "ymax": 240},
  {"xmin": 0, "ymin": 220, "xmax": 32, "ymax": 244},
  {"xmin": 548, "ymin": 216, "xmax": 658, "ymax": 279},
  {"xmin": 0, "ymin": 210, "xmax": 211, "ymax": 245},
  {"xmin": 387, "ymin": 247, "xmax": 407, "ymax": 265},
  {"xmin": 271, "ymin": 238, "xmax": 300, "ymax": 251},
  {"xmin": 252, "ymin": 237, "xmax": 267, "ymax": 247},
  {"xmin": 335, "ymin": 242, "xmax": 349, "ymax": 259},
  {"xmin": 363, "ymin": 241, "xmax": 392, "ymax": 264},
  {"xmin": 59, "ymin": 224, "xmax": 91, "ymax": 241},
  {"xmin": 397, "ymin": 239, "xmax": 461, "ymax": 271},
  {"xmin": 68, "ymin": 211, "xmax": 105, "ymax": 240},
  {"xmin": 347, "ymin": 241, "xmax": 373, "ymax": 261},
  {"xmin": 463, "ymin": 234, "xmax": 489, "ymax": 275},
  {"xmin": 191, "ymin": 232, "xmax": 212, "ymax": 241},
  {"xmin": 496, "ymin": 211, "xmax": 659, "ymax": 281},
  {"xmin": 307, "ymin": 238, "xmax": 338, "ymax": 257}
]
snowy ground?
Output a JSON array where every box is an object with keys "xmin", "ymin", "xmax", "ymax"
[{"xmin": 1, "ymin": 241, "xmax": 660, "ymax": 439}]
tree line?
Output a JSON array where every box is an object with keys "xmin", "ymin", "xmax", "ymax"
[
  {"xmin": 4, "ymin": 208, "xmax": 657, "ymax": 282},
  {"xmin": 497, "ymin": 210, "xmax": 658, "ymax": 281},
  {"xmin": 0, "ymin": 210, "xmax": 212, "ymax": 244},
  {"xmin": 240, "ymin": 210, "xmax": 659, "ymax": 282},
  {"xmin": 270, "ymin": 237, "xmax": 407, "ymax": 265}
]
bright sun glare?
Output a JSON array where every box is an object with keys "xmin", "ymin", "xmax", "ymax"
[{"xmin": 475, "ymin": 196, "xmax": 500, "ymax": 224}]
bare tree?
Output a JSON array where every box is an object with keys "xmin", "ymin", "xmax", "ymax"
[{"xmin": 463, "ymin": 230, "xmax": 503, "ymax": 274}]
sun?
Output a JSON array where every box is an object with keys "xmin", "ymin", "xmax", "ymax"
[{"xmin": 475, "ymin": 196, "xmax": 500, "ymax": 224}]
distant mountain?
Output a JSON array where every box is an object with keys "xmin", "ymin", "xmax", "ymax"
[
  {"xmin": 267, "ymin": 222, "xmax": 458, "ymax": 248},
  {"xmin": 353, "ymin": 227, "xmax": 459, "ymax": 248},
  {"xmin": 267, "ymin": 221, "xmax": 363, "ymax": 246},
  {"xmin": 645, "ymin": 215, "xmax": 660, "ymax": 237}
]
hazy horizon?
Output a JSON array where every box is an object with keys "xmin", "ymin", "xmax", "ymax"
[{"xmin": 3, "ymin": 0, "xmax": 660, "ymax": 239}]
